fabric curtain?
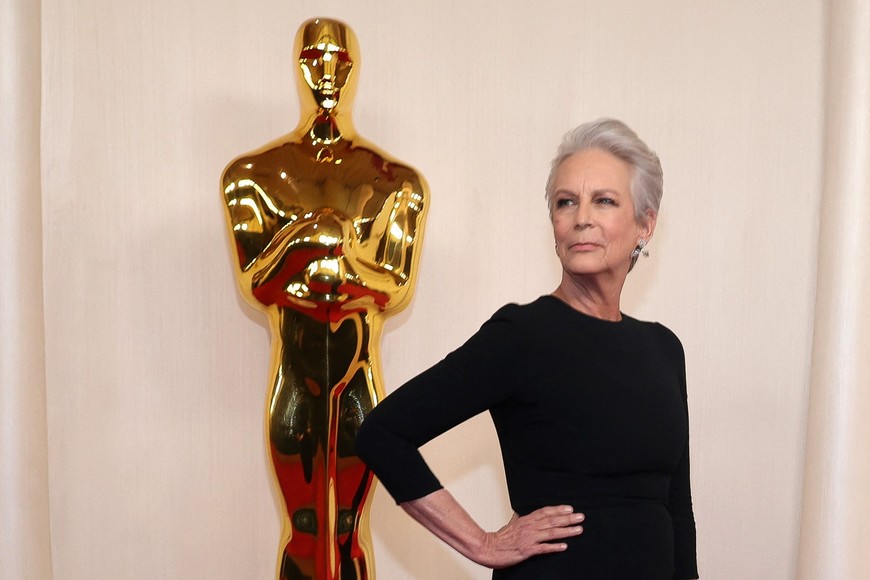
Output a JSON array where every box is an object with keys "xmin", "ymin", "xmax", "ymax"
[
  {"xmin": 2, "ymin": 0, "xmax": 868, "ymax": 577},
  {"xmin": 798, "ymin": 0, "xmax": 870, "ymax": 578},
  {"xmin": 0, "ymin": 0, "xmax": 53, "ymax": 578}
]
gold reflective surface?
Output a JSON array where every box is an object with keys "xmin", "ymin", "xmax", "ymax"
[{"xmin": 221, "ymin": 18, "xmax": 428, "ymax": 580}]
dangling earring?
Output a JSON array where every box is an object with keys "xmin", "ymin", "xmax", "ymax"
[{"xmin": 631, "ymin": 239, "xmax": 649, "ymax": 259}]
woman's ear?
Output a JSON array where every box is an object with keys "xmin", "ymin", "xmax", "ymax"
[{"xmin": 641, "ymin": 209, "xmax": 658, "ymax": 241}]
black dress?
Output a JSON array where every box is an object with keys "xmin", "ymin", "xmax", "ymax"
[{"xmin": 356, "ymin": 296, "xmax": 698, "ymax": 579}]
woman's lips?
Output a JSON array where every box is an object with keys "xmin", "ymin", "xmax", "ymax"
[{"xmin": 570, "ymin": 242, "xmax": 601, "ymax": 251}]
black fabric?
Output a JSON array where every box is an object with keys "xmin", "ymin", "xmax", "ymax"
[{"xmin": 356, "ymin": 295, "xmax": 698, "ymax": 579}]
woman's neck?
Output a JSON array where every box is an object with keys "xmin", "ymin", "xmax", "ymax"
[{"xmin": 552, "ymin": 274, "xmax": 625, "ymax": 321}]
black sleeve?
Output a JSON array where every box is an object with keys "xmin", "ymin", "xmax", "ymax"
[
  {"xmin": 665, "ymin": 331, "xmax": 699, "ymax": 580},
  {"xmin": 355, "ymin": 308, "xmax": 522, "ymax": 503}
]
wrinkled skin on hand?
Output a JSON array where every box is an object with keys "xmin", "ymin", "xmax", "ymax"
[{"xmin": 480, "ymin": 506, "xmax": 585, "ymax": 569}]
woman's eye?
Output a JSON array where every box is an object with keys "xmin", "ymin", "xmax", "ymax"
[
  {"xmin": 555, "ymin": 198, "xmax": 576, "ymax": 208},
  {"xmin": 595, "ymin": 197, "xmax": 616, "ymax": 205}
]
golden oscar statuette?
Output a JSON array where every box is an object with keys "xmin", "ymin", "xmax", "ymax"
[{"xmin": 221, "ymin": 18, "xmax": 428, "ymax": 580}]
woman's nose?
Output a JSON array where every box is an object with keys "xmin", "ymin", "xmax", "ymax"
[{"xmin": 574, "ymin": 202, "xmax": 592, "ymax": 228}]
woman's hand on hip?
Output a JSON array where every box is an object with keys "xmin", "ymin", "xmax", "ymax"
[
  {"xmin": 477, "ymin": 506, "xmax": 585, "ymax": 569},
  {"xmin": 400, "ymin": 490, "xmax": 583, "ymax": 570}
]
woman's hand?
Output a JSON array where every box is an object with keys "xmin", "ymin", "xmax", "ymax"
[
  {"xmin": 400, "ymin": 490, "xmax": 584, "ymax": 570},
  {"xmin": 476, "ymin": 506, "xmax": 585, "ymax": 569}
]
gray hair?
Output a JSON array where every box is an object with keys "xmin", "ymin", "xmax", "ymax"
[{"xmin": 544, "ymin": 118, "xmax": 663, "ymax": 223}]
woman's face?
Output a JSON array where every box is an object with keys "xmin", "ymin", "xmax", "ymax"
[{"xmin": 551, "ymin": 148, "xmax": 655, "ymax": 279}]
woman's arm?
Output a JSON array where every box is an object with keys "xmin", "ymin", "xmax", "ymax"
[
  {"xmin": 668, "ymin": 438, "xmax": 698, "ymax": 579},
  {"xmin": 356, "ymin": 312, "xmax": 525, "ymax": 503},
  {"xmin": 663, "ymin": 327, "xmax": 698, "ymax": 579},
  {"xmin": 400, "ymin": 489, "xmax": 584, "ymax": 569},
  {"xmin": 355, "ymin": 310, "xmax": 584, "ymax": 568}
]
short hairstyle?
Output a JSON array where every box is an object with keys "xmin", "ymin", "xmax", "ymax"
[{"xmin": 544, "ymin": 118, "xmax": 663, "ymax": 223}]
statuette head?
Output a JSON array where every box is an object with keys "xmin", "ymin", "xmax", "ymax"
[{"xmin": 295, "ymin": 18, "xmax": 359, "ymax": 111}]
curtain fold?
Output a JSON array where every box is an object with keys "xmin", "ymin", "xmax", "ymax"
[
  {"xmin": 0, "ymin": 0, "xmax": 53, "ymax": 578},
  {"xmin": 798, "ymin": 0, "xmax": 870, "ymax": 578}
]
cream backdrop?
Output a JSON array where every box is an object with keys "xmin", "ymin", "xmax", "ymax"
[{"xmin": 4, "ymin": 0, "xmax": 868, "ymax": 578}]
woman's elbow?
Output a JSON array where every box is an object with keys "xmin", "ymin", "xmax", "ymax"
[{"xmin": 355, "ymin": 413, "xmax": 377, "ymax": 464}]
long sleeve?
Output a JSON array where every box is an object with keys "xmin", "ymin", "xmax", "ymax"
[
  {"xmin": 356, "ymin": 307, "xmax": 522, "ymax": 503},
  {"xmin": 666, "ymin": 331, "xmax": 699, "ymax": 580}
]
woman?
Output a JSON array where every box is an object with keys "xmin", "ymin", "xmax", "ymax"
[{"xmin": 355, "ymin": 119, "xmax": 698, "ymax": 579}]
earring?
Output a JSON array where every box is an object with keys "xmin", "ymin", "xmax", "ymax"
[{"xmin": 631, "ymin": 239, "xmax": 649, "ymax": 259}]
